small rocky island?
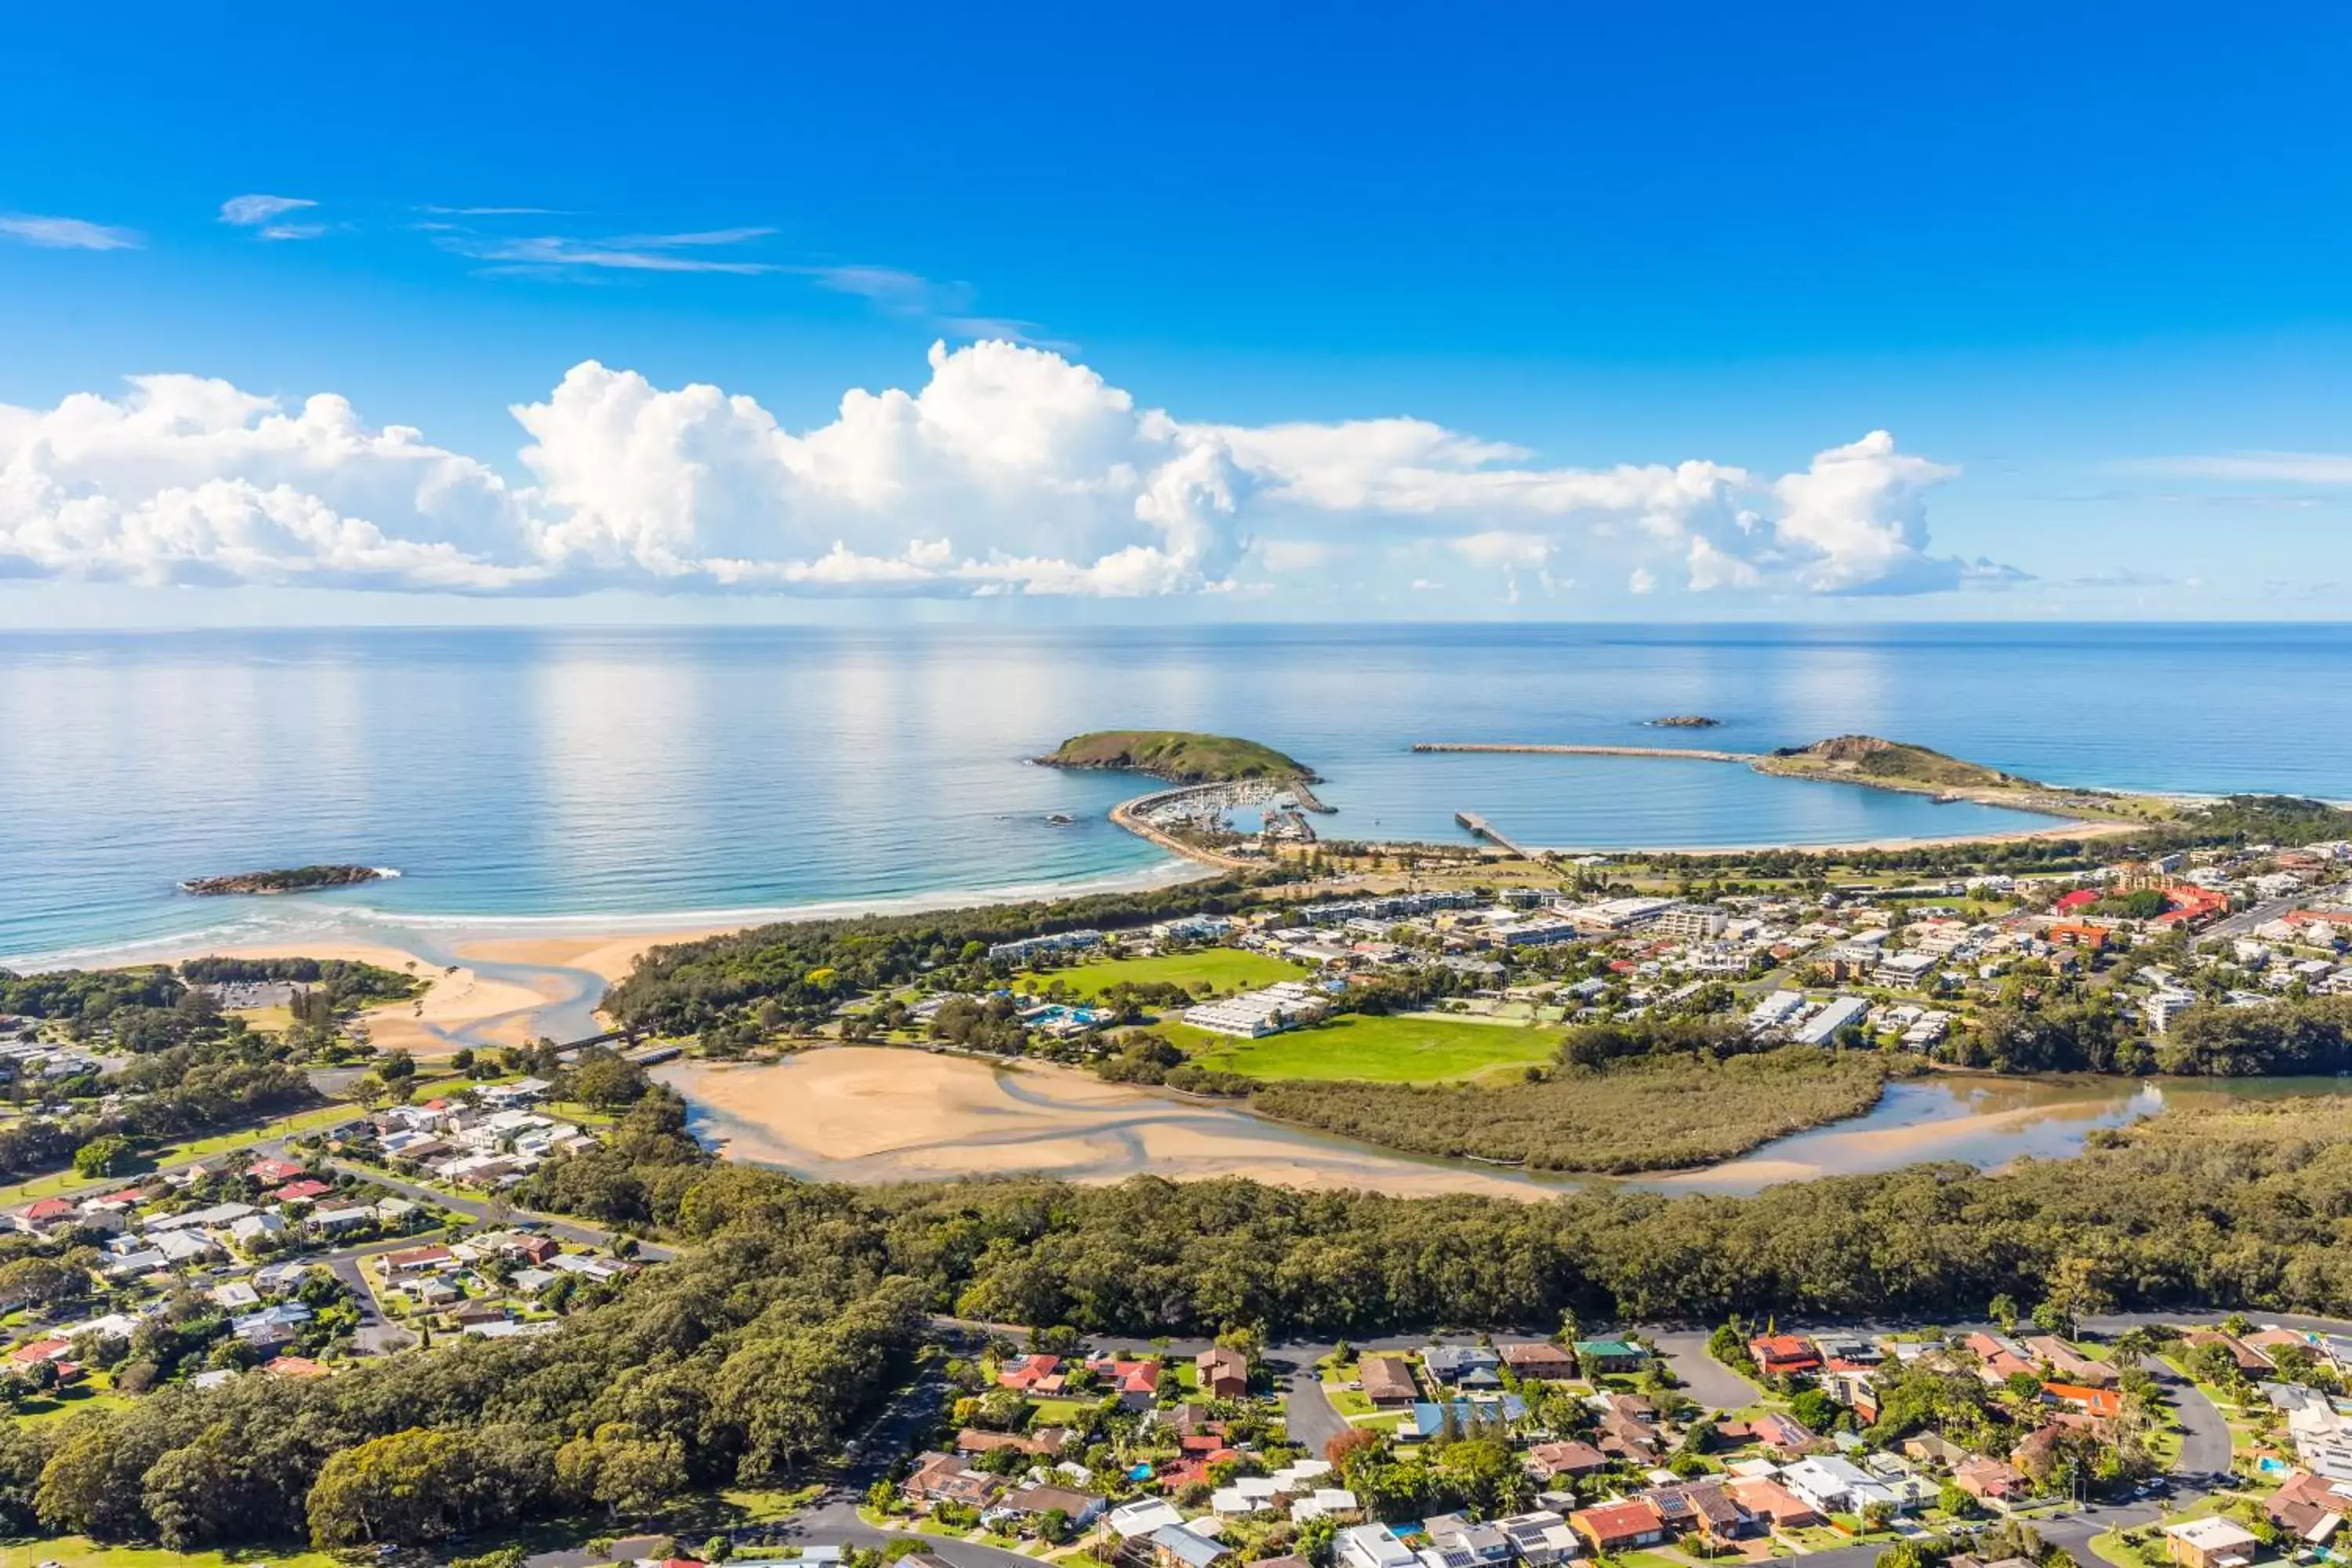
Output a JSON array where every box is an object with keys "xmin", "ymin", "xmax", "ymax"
[
  {"xmin": 1644, "ymin": 715, "xmax": 1722, "ymax": 728},
  {"xmin": 180, "ymin": 864, "xmax": 391, "ymax": 897},
  {"xmin": 1036, "ymin": 729, "xmax": 1322, "ymax": 786}
]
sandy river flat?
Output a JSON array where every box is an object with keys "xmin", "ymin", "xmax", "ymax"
[{"xmin": 658, "ymin": 1047, "xmax": 1560, "ymax": 1199}]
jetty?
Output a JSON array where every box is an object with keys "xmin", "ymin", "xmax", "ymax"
[
  {"xmin": 1417, "ymin": 742, "xmax": 1762, "ymax": 764},
  {"xmin": 1455, "ymin": 811, "xmax": 1535, "ymax": 858}
]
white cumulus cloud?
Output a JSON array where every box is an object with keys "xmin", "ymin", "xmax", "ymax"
[{"xmin": 0, "ymin": 344, "xmax": 2009, "ymax": 599}]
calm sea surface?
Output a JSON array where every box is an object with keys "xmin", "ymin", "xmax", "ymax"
[{"xmin": 5, "ymin": 622, "xmax": 2352, "ymax": 963}]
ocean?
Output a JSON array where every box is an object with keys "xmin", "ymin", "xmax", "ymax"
[{"xmin": 5, "ymin": 621, "xmax": 2351, "ymax": 964}]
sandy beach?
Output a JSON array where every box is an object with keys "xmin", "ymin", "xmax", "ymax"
[
  {"xmin": 447, "ymin": 925, "xmax": 756, "ymax": 985},
  {"xmin": 173, "ymin": 938, "xmax": 552, "ymax": 1057},
  {"xmin": 658, "ymin": 1047, "xmax": 1563, "ymax": 1200}
]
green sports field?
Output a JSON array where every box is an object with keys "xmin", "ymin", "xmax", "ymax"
[
  {"xmin": 1181, "ymin": 1011, "xmax": 1559, "ymax": 1083},
  {"xmin": 1041, "ymin": 949, "xmax": 1311, "ymax": 999}
]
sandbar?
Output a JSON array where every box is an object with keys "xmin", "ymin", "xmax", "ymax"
[{"xmin": 658, "ymin": 1047, "xmax": 1563, "ymax": 1200}]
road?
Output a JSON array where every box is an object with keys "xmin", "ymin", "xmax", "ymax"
[
  {"xmin": 325, "ymin": 1156, "xmax": 677, "ymax": 1261},
  {"xmin": 2208, "ymin": 891, "xmax": 2308, "ymax": 939}
]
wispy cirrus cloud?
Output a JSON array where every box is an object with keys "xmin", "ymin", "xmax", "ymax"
[
  {"xmin": 804, "ymin": 263, "xmax": 1040, "ymax": 341},
  {"xmin": 0, "ymin": 213, "xmax": 143, "ymax": 250},
  {"xmin": 437, "ymin": 225, "xmax": 782, "ymax": 276},
  {"xmin": 220, "ymin": 194, "xmax": 327, "ymax": 241},
  {"xmin": 2119, "ymin": 451, "xmax": 2352, "ymax": 484}
]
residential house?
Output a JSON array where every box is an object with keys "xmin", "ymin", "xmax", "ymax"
[
  {"xmin": 1288, "ymin": 1488, "xmax": 1360, "ymax": 1523},
  {"xmin": 1965, "ymin": 1332, "xmax": 2038, "ymax": 1383},
  {"xmin": 263, "ymin": 1354, "xmax": 329, "ymax": 1378},
  {"xmin": 903, "ymin": 1451, "xmax": 1001, "ymax": 1511},
  {"xmin": 1423, "ymin": 1517, "xmax": 1512, "ymax": 1568},
  {"xmin": 2266, "ymin": 1470, "xmax": 2352, "ymax": 1547},
  {"xmin": 1498, "ymin": 1341, "xmax": 1577, "ymax": 1381},
  {"xmin": 1197, "ymin": 1346, "xmax": 1249, "ymax": 1400},
  {"xmin": 1726, "ymin": 1475, "xmax": 1823, "ymax": 1530},
  {"xmin": 2163, "ymin": 1518, "xmax": 2261, "ymax": 1568},
  {"xmin": 2183, "ymin": 1330, "xmax": 2274, "ymax": 1376},
  {"xmin": 957, "ymin": 1427, "xmax": 1068, "ymax": 1457},
  {"xmin": 11, "ymin": 1197, "xmax": 80, "ymax": 1234},
  {"xmin": 2288, "ymin": 1400, "xmax": 2352, "ymax": 1480},
  {"xmin": 1423, "ymin": 1344, "xmax": 1503, "ymax": 1388},
  {"xmin": 1359, "ymin": 1355, "xmax": 1419, "ymax": 1408},
  {"xmin": 1902, "ymin": 1433, "xmax": 1970, "ymax": 1468},
  {"xmin": 1596, "ymin": 1406, "xmax": 1664, "ymax": 1465},
  {"xmin": 1570, "ymin": 1500, "xmax": 1664, "ymax": 1554},
  {"xmin": 228, "ymin": 1212, "xmax": 286, "ymax": 1248},
  {"xmin": 1749, "ymin": 1334, "xmax": 1823, "ymax": 1377},
  {"xmin": 2021, "ymin": 1335, "xmax": 2117, "ymax": 1387},
  {"xmin": 383, "ymin": 1243, "xmax": 454, "ymax": 1276},
  {"xmin": 1820, "ymin": 1368, "xmax": 1881, "ymax": 1422},
  {"xmin": 1643, "ymin": 1482, "xmax": 1756, "ymax": 1545},
  {"xmin": 230, "ymin": 1301, "xmax": 312, "ymax": 1348},
  {"xmin": 998, "ymin": 1353, "xmax": 1066, "ymax": 1394},
  {"xmin": 1090, "ymin": 1356, "xmax": 1163, "ymax": 1409},
  {"xmin": 1109, "ymin": 1500, "xmax": 1185, "ymax": 1540},
  {"xmin": 1149, "ymin": 1525, "xmax": 1229, "ymax": 1568},
  {"xmin": 1780, "ymin": 1455, "xmax": 1893, "ymax": 1516},
  {"xmin": 1719, "ymin": 1412, "xmax": 1821, "ymax": 1458},
  {"xmin": 1494, "ymin": 1512, "xmax": 1580, "ymax": 1566},
  {"xmin": 1571, "ymin": 1338, "xmax": 1650, "ymax": 1374},
  {"xmin": 1951, "ymin": 1456, "xmax": 2029, "ymax": 1503},
  {"xmin": 1337, "ymin": 1524, "xmax": 1418, "ymax": 1568},
  {"xmin": 2042, "ymin": 1382, "xmax": 2122, "ymax": 1420},
  {"xmin": 1524, "ymin": 1440, "xmax": 1612, "ymax": 1481},
  {"xmin": 998, "ymin": 1483, "xmax": 1103, "ymax": 1529}
]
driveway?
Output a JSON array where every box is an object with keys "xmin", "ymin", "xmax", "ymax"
[{"xmin": 1642, "ymin": 1327, "xmax": 1762, "ymax": 1412}]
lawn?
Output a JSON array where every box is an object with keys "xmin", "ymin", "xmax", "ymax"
[
  {"xmin": 2, "ymin": 1541, "xmax": 345, "ymax": 1568},
  {"xmin": 1041, "ymin": 950, "xmax": 1310, "ymax": 1000},
  {"xmin": 1185, "ymin": 1011, "xmax": 1560, "ymax": 1083}
]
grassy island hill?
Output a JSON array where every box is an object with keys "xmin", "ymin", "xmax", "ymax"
[
  {"xmin": 1037, "ymin": 729, "xmax": 1320, "ymax": 784},
  {"xmin": 1764, "ymin": 733, "xmax": 2040, "ymax": 791}
]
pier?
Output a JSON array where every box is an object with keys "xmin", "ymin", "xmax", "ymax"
[
  {"xmin": 1415, "ymin": 741, "xmax": 1763, "ymax": 764},
  {"xmin": 1455, "ymin": 810, "xmax": 1536, "ymax": 858}
]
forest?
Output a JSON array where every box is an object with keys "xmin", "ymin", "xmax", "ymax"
[
  {"xmin": 0, "ymin": 957, "xmax": 418, "ymax": 1052},
  {"xmin": 603, "ymin": 878, "xmax": 1266, "ymax": 1035},
  {"xmin": 0, "ymin": 1037, "xmax": 318, "ymax": 1181},
  {"xmin": 5, "ymin": 1090, "xmax": 2351, "ymax": 1552}
]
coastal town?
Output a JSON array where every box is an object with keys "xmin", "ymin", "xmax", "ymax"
[
  {"xmin": 3, "ymin": 745, "xmax": 2352, "ymax": 1567},
  {"xmin": 892, "ymin": 834, "xmax": 2352, "ymax": 1086},
  {"xmin": 862, "ymin": 1312, "xmax": 2348, "ymax": 1568}
]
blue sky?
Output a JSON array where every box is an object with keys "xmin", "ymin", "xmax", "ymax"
[{"xmin": 6, "ymin": 2, "xmax": 2352, "ymax": 624}]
